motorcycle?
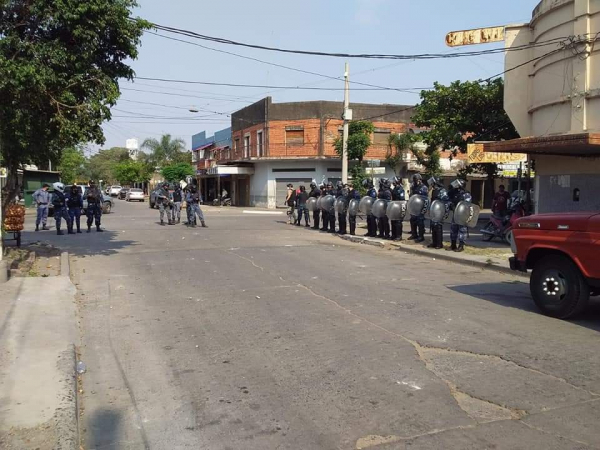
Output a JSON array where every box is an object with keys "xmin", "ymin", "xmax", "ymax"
[
  {"xmin": 480, "ymin": 199, "xmax": 526, "ymax": 244},
  {"xmin": 212, "ymin": 197, "xmax": 231, "ymax": 206}
]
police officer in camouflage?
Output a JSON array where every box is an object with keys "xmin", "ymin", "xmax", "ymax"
[
  {"xmin": 427, "ymin": 177, "xmax": 448, "ymax": 250},
  {"xmin": 86, "ymin": 180, "xmax": 104, "ymax": 233},
  {"xmin": 334, "ymin": 181, "xmax": 349, "ymax": 235},
  {"xmin": 363, "ymin": 179, "xmax": 378, "ymax": 237},
  {"xmin": 51, "ymin": 182, "xmax": 73, "ymax": 235},
  {"xmin": 309, "ymin": 181, "xmax": 321, "ymax": 230},
  {"xmin": 347, "ymin": 182, "xmax": 361, "ymax": 236},
  {"xmin": 319, "ymin": 183, "xmax": 330, "ymax": 232},
  {"xmin": 408, "ymin": 174, "xmax": 428, "ymax": 242},
  {"xmin": 157, "ymin": 182, "xmax": 171, "ymax": 226},
  {"xmin": 377, "ymin": 178, "xmax": 392, "ymax": 239},
  {"xmin": 67, "ymin": 185, "xmax": 83, "ymax": 234},
  {"xmin": 447, "ymin": 179, "xmax": 470, "ymax": 252},
  {"xmin": 390, "ymin": 176, "xmax": 405, "ymax": 241}
]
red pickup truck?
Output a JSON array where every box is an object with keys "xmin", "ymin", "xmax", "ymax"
[{"xmin": 509, "ymin": 212, "xmax": 600, "ymax": 319}]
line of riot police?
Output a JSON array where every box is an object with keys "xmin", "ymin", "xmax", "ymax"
[{"xmin": 298, "ymin": 175, "xmax": 480, "ymax": 253}]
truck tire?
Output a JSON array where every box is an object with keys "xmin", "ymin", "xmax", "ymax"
[{"xmin": 530, "ymin": 255, "xmax": 589, "ymax": 319}]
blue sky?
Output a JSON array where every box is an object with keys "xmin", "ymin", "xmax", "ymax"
[{"xmin": 101, "ymin": 0, "xmax": 539, "ymax": 151}]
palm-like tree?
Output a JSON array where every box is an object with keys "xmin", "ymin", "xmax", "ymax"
[{"xmin": 141, "ymin": 134, "xmax": 187, "ymax": 167}]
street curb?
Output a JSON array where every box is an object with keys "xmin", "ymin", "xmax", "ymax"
[
  {"xmin": 0, "ymin": 259, "xmax": 8, "ymax": 284},
  {"xmin": 56, "ymin": 344, "xmax": 79, "ymax": 450},
  {"xmin": 339, "ymin": 235, "xmax": 528, "ymax": 279},
  {"xmin": 60, "ymin": 252, "xmax": 70, "ymax": 277}
]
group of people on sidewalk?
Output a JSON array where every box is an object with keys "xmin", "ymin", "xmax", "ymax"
[
  {"xmin": 154, "ymin": 182, "xmax": 208, "ymax": 228},
  {"xmin": 285, "ymin": 174, "xmax": 473, "ymax": 252},
  {"xmin": 32, "ymin": 180, "xmax": 104, "ymax": 235}
]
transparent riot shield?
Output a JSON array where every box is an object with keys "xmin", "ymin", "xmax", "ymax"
[
  {"xmin": 386, "ymin": 200, "xmax": 407, "ymax": 221},
  {"xmin": 322, "ymin": 195, "xmax": 336, "ymax": 213},
  {"xmin": 429, "ymin": 199, "xmax": 453, "ymax": 223},
  {"xmin": 348, "ymin": 199, "xmax": 360, "ymax": 217},
  {"xmin": 407, "ymin": 194, "xmax": 430, "ymax": 217},
  {"xmin": 359, "ymin": 196, "xmax": 375, "ymax": 215},
  {"xmin": 453, "ymin": 201, "xmax": 481, "ymax": 228},
  {"xmin": 335, "ymin": 197, "xmax": 348, "ymax": 214},
  {"xmin": 371, "ymin": 199, "xmax": 388, "ymax": 218},
  {"xmin": 306, "ymin": 197, "xmax": 318, "ymax": 212}
]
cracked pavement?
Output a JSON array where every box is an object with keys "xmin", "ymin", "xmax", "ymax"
[{"xmin": 24, "ymin": 202, "xmax": 600, "ymax": 449}]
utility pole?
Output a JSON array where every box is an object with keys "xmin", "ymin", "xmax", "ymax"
[{"xmin": 341, "ymin": 62, "xmax": 351, "ymax": 184}]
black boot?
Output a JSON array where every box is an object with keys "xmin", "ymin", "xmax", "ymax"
[
  {"xmin": 447, "ymin": 240, "xmax": 457, "ymax": 251},
  {"xmin": 427, "ymin": 224, "xmax": 438, "ymax": 248},
  {"xmin": 201, "ymin": 221, "xmax": 207, "ymax": 228},
  {"xmin": 160, "ymin": 220, "xmax": 165, "ymax": 226},
  {"xmin": 350, "ymin": 221, "xmax": 356, "ymax": 236},
  {"xmin": 87, "ymin": 225, "xmax": 92, "ymax": 233},
  {"xmin": 77, "ymin": 225, "xmax": 82, "ymax": 234},
  {"xmin": 42, "ymin": 224, "xmax": 50, "ymax": 231},
  {"xmin": 35, "ymin": 224, "xmax": 39, "ymax": 232},
  {"xmin": 456, "ymin": 242, "xmax": 465, "ymax": 252},
  {"xmin": 96, "ymin": 225, "xmax": 104, "ymax": 232},
  {"xmin": 407, "ymin": 221, "xmax": 418, "ymax": 240},
  {"xmin": 68, "ymin": 225, "xmax": 76, "ymax": 235},
  {"xmin": 435, "ymin": 226, "xmax": 444, "ymax": 249},
  {"xmin": 57, "ymin": 228, "xmax": 64, "ymax": 236},
  {"xmin": 416, "ymin": 223, "xmax": 426, "ymax": 243}
]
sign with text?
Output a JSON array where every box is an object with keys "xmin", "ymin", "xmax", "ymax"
[
  {"xmin": 446, "ymin": 26, "xmax": 505, "ymax": 47},
  {"xmin": 467, "ymin": 143, "xmax": 526, "ymax": 164}
]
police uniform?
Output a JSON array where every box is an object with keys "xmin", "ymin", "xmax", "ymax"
[
  {"xmin": 348, "ymin": 187, "xmax": 361, "ymax": 235},
  {"xmin": 67, "ymin": 187, "xmax": 83, "ymax": 233},
  {"xmin": 448, "ymin": 185, "xmax": 470, "ymax": 252},
  {"xmin": 86, "ymin": 184, "xmax": 104, "ymax": 232},
  {"xmin": 309, "ymin": 184, "xmax": 321, "ymax": 230},
  {"xmin": 52, "ymin": 189, "xmax": 72, "ymax": 235},
  {"xmin": 377, "ymin": 183, "xmax": 392, "ymax": 239},
  {"xmin": 409, "ymin": 182, "xmax": 428, "ymax": 242},
  {"xmin": 326, "ymin": 185, "xmax": 336, "ymax": 233},
  {"xmin": 319, "ymin": 188, "xmax": 329, "ymax": 232},
  {"xmin": 32, "ymin": 187, "xmax": 51, "ymax": 231},
  {"xmin": 390, "ymin": 182, "xmax": 405, "ymax": 241},
  {"xmin": 188, "ymin": 189, "xmax": 207, "ymax": 228},
  {"xmin": 157, "ymin": 185, "xmax": 171, "ymax": 225},
  {"xmin": 335, "ymin": 183, "xmax": 349, "ymax": 235},
  {"xmin": 171, "ymin": 187, "xmax": 183, "ymax": 224},
  {"xmin": 365, "ymin": 186, "xmax": 378, "ymax": 237}
]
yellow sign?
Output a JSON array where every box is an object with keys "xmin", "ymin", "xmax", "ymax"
[
  {"xmin": 446, "ymin": 26, "xmax": 505, "ymax": 47},
  {"xmin": 0, "ymin": 167, "xmax": 7, "ymax": 178},
  {"xmin": 467, "ymin": 143, "xmax": 526, "ymax": 164}
]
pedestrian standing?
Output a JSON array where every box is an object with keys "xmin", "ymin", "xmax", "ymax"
[
  {"xmin": 492, "ymin": 184, "xmax": 511, "ymax": 217},
  {"xmin": 171, "ymin": 185, "xmax": 183, "ymax": 224},
  {"xmin": 32, "ymin": 183, "xmax": 51, "ymax": 231},
  {"xmin": 51, "ymin": 182, "xmax": 73, "ymax": 235},
  {"xmin": 67, "ymin": 185, "xmax": 83, "ymax": 234},
  {"xmin": 85, "ymin": 180, "xmax": 104, "ymax": 232},
  {"xmin": 285, "ymin": 184, "xmax": 296, "ymax": 225},
  {"xmin": 295, "ymin": 185, "xmax": 310, "ymax": 227}
]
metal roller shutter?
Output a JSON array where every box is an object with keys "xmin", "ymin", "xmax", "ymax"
[{"xmin": 275, "ymin": 178, "xmax": 312, "ymax": 208}]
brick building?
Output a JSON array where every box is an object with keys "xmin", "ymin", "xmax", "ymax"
[{"xmin": 202, "ymin": 97, "xmax": 415, "ymax": 208}]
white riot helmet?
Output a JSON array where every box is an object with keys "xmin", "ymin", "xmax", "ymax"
[
  {"xmin": 450, "ymin": 179, "xmax": 466, "ymax": 190},
  {"xmin": 52, "ymin": 182, "xmax": 65, "ymax": 193}
]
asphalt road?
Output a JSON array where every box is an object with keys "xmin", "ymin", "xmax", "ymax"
[{"xmin": 22, "ymin": 200, "xmax": 600, "ymax": 449}]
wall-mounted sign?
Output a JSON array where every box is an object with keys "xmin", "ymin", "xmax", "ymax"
[
  {"xmin": 467, "ymin": 143, "xmax": 526, "ymax": 164},
  {"xmin": 446, "ymin": 26, "xmax": 505, "ymax": 47}
]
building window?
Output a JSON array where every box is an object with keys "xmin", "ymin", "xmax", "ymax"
[
  {"xmin": 244, "ymin": 135, "xmax": 250, "ymax": 158},
  {"xmin": 373, "ymin": 130, "xmax": 391, "ymax": 145},
  {"xmin": 285, "ymin": 127, "xmax": 304, "ymax": 145},
  {"xmin": 257, "ymin": 130, "xmax": 264, "ymax": 157},
  {"xmin": 234, "ymin": 138, "xmax": 240, "ymax": 157}
]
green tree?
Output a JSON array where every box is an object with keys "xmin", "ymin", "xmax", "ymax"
[
  {"xmin": 0, "ymin": 0, "xmax": 149, "ymax": 214},
  {"xmin": 113, "ymin": 160, "xmax": 153, "ymax": 185},
  {"xmin": 161, "ymin": 163, "xmax": 195, "ymax": 183},
  {"xmin": 385, "ymin": 133, "xmax": 416, "ymax": 175},
  {"xmin": 412, "ymin": 79, "xmax": 519, "ymax": 184},
  {"xmin": 334, "ymin": 121, "xmax": 375, "ymax": 162},
  {"xmin": 86, "ymin": 147, "xmax": 131, "ymax": 184},
  {"xmin": 141, "ymin": 134, "xmax": 189, "ymax": 168},
  {"xmin": 58, "ymin": 147, "xmax": 87, "ymax": 185}
]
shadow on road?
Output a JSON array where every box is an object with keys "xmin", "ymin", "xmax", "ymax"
[
  {"xmin": 448, "ymin": 282, "xmax": 600, "ymax": 331},
  {"xmin": 18, "ymin": 230, "xmax": 138, "ymax": 259},
  {"xmin": 86, "ymin": 409, "xmax": 122, "ymax": 450}
]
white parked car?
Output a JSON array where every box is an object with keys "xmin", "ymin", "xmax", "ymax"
[
  {"xmin": 126, "ymin": 188, "xmax": 145, "ymax": 202},
  {"xmin": 108, "ymin": 185, "xmax": 122, "ymax": 197}
]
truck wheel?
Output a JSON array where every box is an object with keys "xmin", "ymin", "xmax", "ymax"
[{"xmin": 530, "ymin": 255, "xmax": 589, "ymax": 319}]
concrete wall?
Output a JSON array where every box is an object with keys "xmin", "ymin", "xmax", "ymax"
[{"xmin": 535, "ymin": 155, "xmax": 600, "ymax": 212}]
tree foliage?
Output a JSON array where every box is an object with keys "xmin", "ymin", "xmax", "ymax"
[
  {"xmin": 161, "ymin": 163, "xmax": 195, "ymax": 183},
  {"xmin": 141, "ymin": 134, "xmax": 189, "ymax": 168},
  {"xmin": 0, "ymin": 0, "xmax": 149, "ymax": 213},
  {"xmin": 86, "ymin": 147, "xmax": 131, "ymax": 184},
  {"xmin": 412, "ymin": 79, "xmax": 519, "ymax": 177},
  {"xmin": 58, "ymin": 147, "xmax": 87, "ymax": 185},
  {"xmin": 113, "ymin": 160, "xmax": 153, "ymax": 185},
  {"xmin": 334, "ymin": 121, "xmax": 374, "ymax": 162},
  {"xmin": 385, "ymin": 133, "xmax": 416, "ymax": 175}
]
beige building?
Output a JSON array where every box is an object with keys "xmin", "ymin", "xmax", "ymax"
[{"xmin": 486, "ymin": 0, "xmax": 600, "ymax": 213}]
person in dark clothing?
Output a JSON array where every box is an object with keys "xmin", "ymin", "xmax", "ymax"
[
  {"xmin": 67, "ymin": 185, "xmax": 84, "ymax": 234},
  {"xmin": 171, "ymin": 185, "xmax": 183, "ymax": 224},
  {"xmin": 390, "ymin": 176, "xmax": 405, "ymax": 241},
  {"xmin": 52, "ymin": 182, "xmax": 73, "ymax": 235},
  {"xmin": 363, "ymin": 179, "xmax": 378, "ymax": 237},
  {"xmin": 335, "ymin": 181, "xmax": 349, "ymax": 235},
  {"xmin": 295, "ymin": 185, "xmax": 310, "ymax": 226},
  {"xmin": 377, "ymin": 179, "xmax": 392, "ymax": 239},
  {"xmin": 86, "ymin": 180, "xmax": 104, "ymax": 232},
  {"xmin": 325, "ymin": 182, "xmax": 336, "ymax": 233},
  {"xmin": 309, "ymin": 182, "xmax": 321, "ymax": 230},
  {"xmin": 285, "ymin": 184, "xmax": 296, "ymax": 225},
  {"xmin": 408, "ymin": 174, "xmax": 428, "ymax": 242},
  {"xmin": 492, "ymin": 184, "xmax": 511, "ymax": 217},
  {"xmin": 319, "ymin": 185, "xmax": 329, "ymax": 232},
  {"xmin": 347, "ymin": 182, "xmax": 361, "ymax": 236},
  {"xmin": 447, "ymin": 179, "xmax": 470, "ymax": 252}
]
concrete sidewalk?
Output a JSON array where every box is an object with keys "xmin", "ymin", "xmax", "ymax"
[{"xmin": 0, "ymin": 272, "xmax": 79, "ymax": 449}]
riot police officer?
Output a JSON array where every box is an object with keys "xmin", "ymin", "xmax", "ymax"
[
  {"xmin": 363, "ymin": 179, "xmax": 378, "ymax": 237},
  {"xmin": 325, "ymin": 182, "xmax": 336, "ymax": 233},
  {"xmin": 157, "ymin": 182, "xmax": 171, "ymax": 226},
  {"xmin": 335, "ymin": 181, "xmax": 349, "ymax": 235},
  {"xmin": 390, "ymin": 176, "xmax": 405, "ymax": 241},
  {"xmin": 171, "ymin": 185, "xmax": 183, "ymax": 224},
  {"xmin": 448, "ymin": 179, "xmax": 470, "ymax": 252},
  {"xmin": 309, "ymin": 181, "xmax": 321, "ymax": 230},
  {"xmin": 319, "ymin": 184, "xmax": 329, "ymax": 232},
  {"xmin": 427, "ymin": 177, "xmax": 448, "ymax": 249},
  {"xmin": 377, "ymin": 178, "xmax": 392, "ymax": 239},
  {"xmin": 85, "ymin": 180, "xmax": 104, "ymax": 232},
  {"xmin": 67, "ymin": 185, "xmax": 83, "ymax": 234},
  {"xmin": 347, "ymin": 182, "xmax": 361, "ymax": 236},
  {"xmin": 188, "ymin": 185, "xmax": 207, "ymax": 228},
  {"xmin": 408, "ymin": 174, "xmax": 428, "ymax": 242},
  {"xmin": 52, "ymin": 182, "xmax": 73, "ymax": 235}
]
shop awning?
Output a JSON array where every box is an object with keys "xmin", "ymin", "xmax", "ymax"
[
  {"xmin": 192, "ymin": 142, "xmax": 214, "ymax": 152},
  {"xmin": 198, "ymin": 165, "xmax": 254, "ymax": 176},
  {"xmin": 484, "ymin": 133, "xmax": 600, "ymax": 157}
]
